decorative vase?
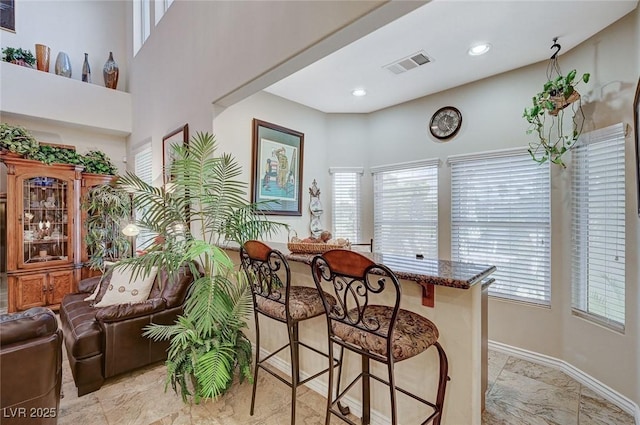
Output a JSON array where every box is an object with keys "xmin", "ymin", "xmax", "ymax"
[
  {"xmin": 103, "ymin": 51, "xmax": 119, "ymax": 89},
  {"xmin": 54, "ymin": 52, "xmax": 72, "ymax": 78},
  {"xmin": 82, "ymin": 53, "xmax": 91, "ymax": 83},
  {"xmin": 35, "ymin": 44, "xmax": 50, "ymax": 72}
]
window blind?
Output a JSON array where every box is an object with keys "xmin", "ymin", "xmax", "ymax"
[
  {"xmin": 134, "ymin": 146, "xmax": 154, "ymax": 250},
  {"xmin": 330, "ymin": 167, "xmax": 363, "ymax": 243},
  {"xmin": 571, "ymin": 123, "xmax": 626, "ymax": 331},
  {"xmin": 372, "ymin": 159, "xmax": 439, "ymax": 257},
  {"xmin": 449, "ymin": 149, "xmax": 551, "ymax": 304}
]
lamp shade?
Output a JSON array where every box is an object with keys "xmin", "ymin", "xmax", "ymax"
[{"xmin": 122, "ymin": 223, "xmax": 141, "ymax": 237}]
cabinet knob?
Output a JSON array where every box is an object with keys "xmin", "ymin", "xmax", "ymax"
[
  {"xmin": 49, "ymin": 284, "xmax": 54, "ymax": 292},
  {"xmin": 42, "ymin": 284, "xmax": 47, "ymax": 293}
]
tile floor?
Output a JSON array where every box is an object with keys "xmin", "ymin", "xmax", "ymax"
[
  {"xmin": 57, "ymin": 348, "xmax": 636, "ymax": 425},
  {"xmin": 483, "ymin": 351, "xmax": 635, "ymax": 425},
  {"xmin": 58, "ymin": 349, "xmax": 635, "ymax": 425}
]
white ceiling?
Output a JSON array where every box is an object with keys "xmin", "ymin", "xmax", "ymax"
[{"xmin": 264, "ymin": 0, "xmax": 638, "ymax": 114}]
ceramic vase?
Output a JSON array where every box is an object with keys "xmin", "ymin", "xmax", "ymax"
[
  {"xmin": 35, "ymin": 44, "xmax": 50, "ymax": 72},
  {"xmin": 82, "ymin": 53, "xmax": 91, "ymax": 83},
  {"xmin": 54, "ymin": 52, "xmax": 72, "ymax": 78},
  {"xmin": 103, "ymin": 51, "xmax": 119, "ymax": 89}
]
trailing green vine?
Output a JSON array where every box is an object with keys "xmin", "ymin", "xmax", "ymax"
[
  {"xmin": 523, "ymin": 39, "xmax": 591, "ymax": 168},
  {"xmin": 1, "ymin": 122, "xmax": 117, "ymax": 175}
]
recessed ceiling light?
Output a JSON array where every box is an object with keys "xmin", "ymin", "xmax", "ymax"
[
  {"xmin": 352, "ymin": 88, "xmax": 367, "ymax": 97},
  {"xmin": 468, "ymin": 43, "xmax": 491, "ymax": 56}
]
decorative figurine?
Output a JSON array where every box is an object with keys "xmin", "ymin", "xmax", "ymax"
[{"xmin": 309, "ymin": 179, "xmax": 323, "ymax": 237}]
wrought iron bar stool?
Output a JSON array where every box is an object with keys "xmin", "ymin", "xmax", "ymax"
[
  {"xmin": 240, "ymin": 240, "xmax": 339, "ymax": 425},
  {"xmin": 311, "ymin": 249, "xmax": 449, "ymax": 425}
]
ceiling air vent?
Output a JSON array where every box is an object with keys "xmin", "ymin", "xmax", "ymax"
[{"xmin": 383, "ymin": 51, "xmax": 432, "ymax": 75}]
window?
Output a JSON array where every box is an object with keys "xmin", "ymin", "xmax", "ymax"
[
  {"xmin": 330, "ymin": 167, "xmax": 363, "ymax": 243},
  {"xmin": 133, "ymin": 145, "xmax": 154, "ymax": 250},
  {"xmin": 154, "ymin": 0, "xmax": 174, "ymax": 25},
  {"xmin": 449, "ymin": 148, "xmax": 551, "ymax": 304},
  {"xmin": 372, "ymin": 159, "xmax": 439, "ymax": 257},
  {"xmin": 571, "ymin": 123, "xmax": 626, "ymax": 331},
  {"xmin": 133, "ymin": 0, "xmax": 151, "ymax": 55}
]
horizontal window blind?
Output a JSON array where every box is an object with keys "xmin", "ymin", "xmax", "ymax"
[
  {"xmin": 373, "ymin": 159, "xmax": 438, "ymax": 257},
  {"xmin": 571, "ymin": 123, "xmax": 626, "ymax": 331},
  {"xmin": 134, "ymin": 146, "xmax": 155, "ymax": 250},
  {"xmin": 450, "ymin": 149, "xmax": 551, "ymax": 304},
  {"xmin": 330, "ymin": 169, "xmax": 362, "ymax": 243}
]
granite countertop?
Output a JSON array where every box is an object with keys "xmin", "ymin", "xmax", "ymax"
[{"xmin": 224, "ymin": 241, "xmax": 496, "ymax": 290}]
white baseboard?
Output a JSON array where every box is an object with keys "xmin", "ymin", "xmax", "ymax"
[
  {"xmin": 488, "ymin": 340, "xmax": 640, "ymax": 425},
  {"xmin": 254, "ymin": 345, "xmax": 391, "ymax": 425}
]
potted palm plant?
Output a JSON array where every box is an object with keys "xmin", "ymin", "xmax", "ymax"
[{"xmin": 116, "ymin": 131, "xmax": 286, "ymax": 402}]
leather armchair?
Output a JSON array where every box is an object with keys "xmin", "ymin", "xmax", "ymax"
[
  {"xmin": 0, "ymin": 307, "xmax": 62, "ymax": 425},
  {"xmin": 60, "ymin": 263, "xmax": 197, "ymax": 396}
]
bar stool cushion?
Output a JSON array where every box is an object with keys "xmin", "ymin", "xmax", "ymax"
[
  {"xmin": 256, "ymin": 286, "xmax": 336, "ymax": 321},
  {"xmin": 332, "ymin": 305, "xmax": 439, "ymax": 361}
]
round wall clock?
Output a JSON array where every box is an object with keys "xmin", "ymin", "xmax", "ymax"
[{"xmin": 429, "ymin": 106, "xmax": 462, "ymax": 140}]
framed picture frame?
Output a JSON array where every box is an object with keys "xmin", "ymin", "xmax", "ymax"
[
  {"xmin": 162, "ymin": 123, "xmax": 189, "ymax": 185},
  {"xmin": 0, "ymin": 0, "xmax": 15, "ymax": 33},
  {"xmin": 634, "ymin": 77, "xmax": 639, "ymax": 216},
  {"xmin": 251, "ymin": 119, "xmax": 304, "ymax": 215}
]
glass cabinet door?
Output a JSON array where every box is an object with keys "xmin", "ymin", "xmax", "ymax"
[{"xmin": 21, "ymin": 176, "xmax": 72, "ymax": 266}]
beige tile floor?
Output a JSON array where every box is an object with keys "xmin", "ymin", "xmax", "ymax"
[{"xmin": 58, "ymin": 348, "xmax": 636, "ymax": 425}]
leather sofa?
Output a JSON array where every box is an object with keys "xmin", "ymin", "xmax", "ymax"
[
  {"xmin": 59, "ymin": 263, "xmax": 197, "ymax": 396},
  {"xmin": 0, "ymin": 307, "xmax": 62, "ymax": 425}
]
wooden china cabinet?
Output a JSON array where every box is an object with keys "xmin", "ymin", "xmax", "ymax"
[{"xmin": 2, "ymin": 155, "xmax": 83, "ymax": 312}]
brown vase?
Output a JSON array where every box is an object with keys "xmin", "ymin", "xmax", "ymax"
[
  {"xmin": 35, "ymin": 44, "xmax": 50, "ymax": 72},
  {"xmin": 103, "ymin": 51, "xmax": 119, "ymax": 90}
]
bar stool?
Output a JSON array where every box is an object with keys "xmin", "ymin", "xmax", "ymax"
[
  {"xmin": 311, "ymin": 249, "xmax": 449, "ymax": 425},
  {"xmin": 240, "ymin": 240, "xmax": 339, "ymax": 425}
]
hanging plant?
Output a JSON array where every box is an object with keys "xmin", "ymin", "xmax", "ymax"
[{"xmin": 523, "ymin": 39, "xmax": 590, "ymax": 168}]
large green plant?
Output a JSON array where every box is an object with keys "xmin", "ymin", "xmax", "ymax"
[
  {"xmin": 82, "ymin": 183, "xmax": 132, "ymax": 271},
  {"xmin": 116, "ymin": 132, "xmax": 285, "ymax": 402}
]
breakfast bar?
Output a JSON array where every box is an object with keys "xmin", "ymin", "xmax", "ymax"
[{"xmin": 225, "ymin": 243, "xmax": 496, "ymax": 425}]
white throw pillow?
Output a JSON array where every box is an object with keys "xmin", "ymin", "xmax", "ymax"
[
  {"xmin": 84, "ymin": 261, "xmax": 118, "ymax": 302},
  {"xmin": 83, "ymin": 281, "xmax": 101, "ymax": 302},
  {"xmin": 94, "ymin": 266, "xmax": 158, "ymax": 307}
]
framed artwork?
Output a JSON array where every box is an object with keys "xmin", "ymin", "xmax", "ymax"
[
  {"xmin": 0, "ymin": 0, "xmax": 15, "ymax": 33},
  {"xmin": 634, "ymin": 77, "xmax": 639, "ymax": 216},
  {"xmin": 251, "ymin": 119, "xmax": 304, "ymax": 215},
  {"xmin": 162, "ymin": 124, "xmax": 189, "ymax": 185}
]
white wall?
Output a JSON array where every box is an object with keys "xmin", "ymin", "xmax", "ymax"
[
  {"xmin": 213, "ymin": 91, "xmax": 328, "ymax": 242},
  {"xmin": 1, "ymin": 115, "xmax": 127, "ymax": 175},
  {"xmin": 0, "ymin": 0, "xmax": 128, "ymax": 90},
  {"xmin": 325, "ymin": 114, "xmax": 371, "ymax": 242},
  {"xmin": 0, "ymin": 0, "xmax": 129, "ymax": 179},
  {"xmin": 125, "ymin": 0, "xmax": 421, "ymax": 184},
  {"xmin": 215, "ymin": 8, "xmax": 640, "ymax": 408},
  {"xmin": 363, "ymin": 11, "xmax": 639, "ymax": 406}
]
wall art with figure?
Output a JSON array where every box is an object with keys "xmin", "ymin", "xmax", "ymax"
[{"xmin": 251, "ymin": 119, "xmax": 304, "ymax": 215}]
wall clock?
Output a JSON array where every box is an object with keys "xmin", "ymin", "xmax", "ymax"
[{"xmin": 429, "ymin": 106, "xmax": 462, "ymax": 140}]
